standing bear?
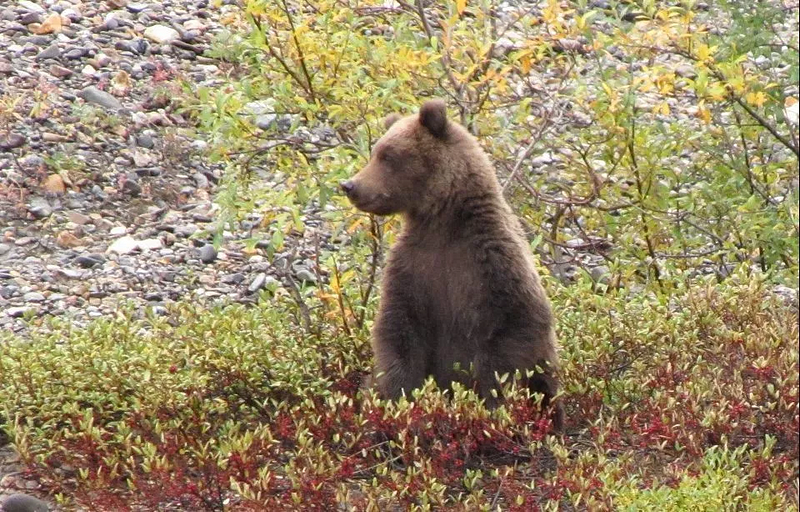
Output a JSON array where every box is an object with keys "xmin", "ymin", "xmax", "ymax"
[{"xmin": 341, "ymin": 100, "xmax": 563, "ymax": 429}]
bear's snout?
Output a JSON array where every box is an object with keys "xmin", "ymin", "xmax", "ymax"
[{"xmin": 339, "ymin": 180, "xmax": 356, "ymax": 196}]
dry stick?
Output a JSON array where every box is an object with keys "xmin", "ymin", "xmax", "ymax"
[
  {"xmin": 252, "ymin": 15, "xmax": 313, "ymax": 100},
  {"xmin": 413, "ymin": 0, "xmax": 467, "ymax": 121},
  {"xmin": 733, "ymin": 109, "xmax": 768, "ymax": 271},
  {"xmin": 627, "ymin": 118, "xmax": 664, "ymax": 290},
  {"xmin": 279, "ymin": 0, "xmax": 317, "ymax": 104},
  {"xmin": 357, "ymin": 217, "xmax": 383, "ymax": 329},
  {"xmin": 330, "ymin": 255, "xmax": 352, "ymax": 337}
]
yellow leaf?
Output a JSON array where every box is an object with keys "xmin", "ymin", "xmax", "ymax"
[
  {"xmin": 696, "ymin": 44, "xmax": 713, "ymax": 62},
  {"xmin": 745, "ymin": 91, "xmax": 767, "ymax": 108},
  {"xmin": 653, "ymin": 102, "xmax": 670, "ymax": 116},
  {"xmin": 456, "ymin": 0, "xmax": 466, "ymax": 15},
  {"xmin": 697, "ymin": 106, "xmax": 711, "ymax": 124}
]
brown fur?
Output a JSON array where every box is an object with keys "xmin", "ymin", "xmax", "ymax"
[{"xmin": 341, "ymin": 100, "xmax": 563, "ymax": 429}]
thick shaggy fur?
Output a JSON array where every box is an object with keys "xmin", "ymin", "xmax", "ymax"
[{"xmin": 341, "ymin": 100, "xmax": 562, "ymax": 428}]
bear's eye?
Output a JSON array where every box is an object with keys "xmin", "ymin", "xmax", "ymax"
[{"xmin": 379, "ymin": 151, "xmax": 394, "ymax": 164}]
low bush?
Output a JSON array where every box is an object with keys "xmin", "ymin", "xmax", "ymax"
[{"xmin": 1, "ymin": 273, "xmax": 796, "ymax": 510}]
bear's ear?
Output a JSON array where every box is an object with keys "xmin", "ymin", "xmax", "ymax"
[
  {"xmin": 419, "ymin": 99, "xmax": 447, "ymax": 138},
  {"xmin": 384, "ymin": 113, "xmax": 401, "ymax": 130}
]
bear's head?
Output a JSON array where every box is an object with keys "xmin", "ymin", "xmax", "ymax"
[{"xmin": 340, "ymin": 99, "xmax": 466, "ymax": 217}]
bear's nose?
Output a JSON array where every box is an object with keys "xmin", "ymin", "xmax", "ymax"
[{"xmin": 339, "ymin": 180, "xmax": 355, "ymax": 196}]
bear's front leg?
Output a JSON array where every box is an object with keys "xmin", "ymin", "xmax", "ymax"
[{"xmin": 370, "ymin": 302, "xmax": 429, "ymax": 401}]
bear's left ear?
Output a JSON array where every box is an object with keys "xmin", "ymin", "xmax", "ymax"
[{"xmin": 419, "ymin": 99, "xmax": 447, "ymax": 138}]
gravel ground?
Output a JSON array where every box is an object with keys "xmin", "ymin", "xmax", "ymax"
[{"xmin": 0, "ymin": 0, "xmax": 271, "ymax": 508}]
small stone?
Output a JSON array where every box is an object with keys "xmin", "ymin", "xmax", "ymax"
[
  {"xmin": 49, "ymin": 64, "xmax": 72, "ymax": 78},
  {"xmin": 138, "ymin": 239, "xmax": 163, "ymax": 251},
  {"xmin": 74, "ymin": 254, "xmax": 105, "ymax": 268},
  {"xmin": 0, "ymin": 243, "xmax": 11, "ymax": 256},
  {"xmin": 136, "ymin": 133, "xmax": 155, "ymax": 149},
  {"xmin": 6, "ymin": 307, "xmax": 36, "ymax": 318},
  {"xmin": 103, "ymin": 15, "xmax": 119, "ymax": 31},
  {"xmin": 590, "ymin": 265, "xmax": 610, "ymax": 284},
  {"xmin": 144, "ymin": 25, "xmax": 180, "ymax": 44},
  {"xmin": 41, "ymin": 174, "xmax": 66, "ymax": 195},
  {"xmin": 530, "ymin": 152, "xmax": 556, "ymax": 167},
  {"xmin": 0, "ymin": 132, "xmax": 26, "ymax": 150},
  {"xmin": 35, "ymin": 43, "xmax": 61, "ymax": 61},
  {"xmin": 248, "ymin": 272, "xmax": 267, "ymax": 293},
  {"xmin": 675, "ymin": 65, "xmax": 697, "ymax": 79},
  {"xmin": 221, "ymin": 273, "xmax": 245, "ymax": 285},
  {"xmin": 19, "ymin": 1, "xmax": 46, "ymax": 14},
  {"xmin": 79, "ymin": 86, "xmax": 123, "ymax": 110},
  {"xmin": 23, "ymin": 292, "xmax": 46, "ymax": 302},
  {"xmin": 199, "ymin": 244, "xmax": 217, "ymax": 263},
  {"xmin": 107, "ymin": 236, "xmax": 139, "ymax": 255},
  {"xmin": 126, "ymin": 2, "xmax": 148, "ymax": 13},
  {"xmin": 42, "ymin": 132, "xmax": 69, "ymax": 143},
  {"xmin": 81, "ymin": 64, "xmax": 97, "ymax": 76},
  {"xmin": 64, "ymin": 48, "xmax": 87, "ymax": 60},
  {"xmin": 35, "ymin": 13, "xmax": 63, "ymax": 34},
  {"xmin": 28, "ymin": 199, "xmax": 52, "ymax": 219},
  {"xmin": 296, "ymin": 269, "xmax": 317, "ymax": 283},
  {"xmin": 109, "ymin": 226, "xmax": 127, "ymax": 236},
  {"xmin": 66, "ymin": 211, "xmax": 92, "ymax": 225},
  {"xmin": 193, "ymin": 172, "xmax": 209, "ymax": 189},
  {"xmin": 121, "ymin": 177, "xmax": 142, "ymax": 196},
  {"xmin": 56, "ymin": 231, "xmax": 82, "ymax": 248}
]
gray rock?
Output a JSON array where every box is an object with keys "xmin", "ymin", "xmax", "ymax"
[
  {"xmin": 221, "ymin": 273, "xmax": 245, "ymax": 285},
  {"xmin": 20, "ymin": 12, "xmax": 43, "ymax": 25},
  {"xmin": 295, "ymin": 268, "xmax": 317, "ymax": 283},
  {"xmin": 248, "ymin": 272, "xmax": 267, "ymax": 293},
  {"xmin": 64, "ymin": 48, "xmax": 88, "ymax": 60},
  {"xmin": 28, "ymin": 198, "xmax": 52, "ymax": 219},
  {"xmin": 127, "ymin": 3, "xmax": 149, "ymax": 13},
  {"xmin": 66, "ymin": 211, "xmax": 92, "ymax": 225},
  {"xmin": 122, "ymin": 174, "xmax": 142, "ymax": 196},
  {"xmin": 79, "ymin": 86, "xmax": 123, "ymax": 110},
  {"xmin": 36, "ymin": 44, "xmax": 61, "ymax": 61},
  {"xmin": 144, "ymin": 25, "xmax": 180, "ymax": 44},
  {"xmin": 0, "ymin": 243, "xmax": 11, "ymax": 256},
  {"xmin": 23, "ymin": 292, "xmax": 46, "ymax": 302},
  {"xmin": 256, "ymin": 113, "xmax": 277, "ymax": 130},
  {"xmin": 136, "ymin": 133, "xmax": 155, "ymax": 149},
  {"xmin": 0, "ymin": 493, "xmax": 49, "ymax": 512},
  {"xmin": 590, "ymin": 265, "xmax": 610, "ymax": 284},
  {"xmin": 19, "ymin": 1, "xmax": 46, "ymax": 14},
  {"xmin": 198, "ymin": 244, "xmax": 217, "ymax": 264},
  {"xmin": 6, "ymin": 307, "xmax": 36, "ymax": 319},
  {"xmin": 0, "ymin": 132, "xmax": 26, "ymax": 150},
  {"xmin": 193, "ymin": 172, "xmax": 209, "ymax": 189}
]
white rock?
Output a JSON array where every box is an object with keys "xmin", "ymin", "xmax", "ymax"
[
  {"xmin": 19, "ymin": 1, "xmax": 46, "ymax": 13},
  {"xmin": 183, "ymin": 19, "xmax": 205, "ymax": 31},
  {"xmin": 785, "ymin": 100, "xmax": 799, "ymax": 126},
  {"xmin": 110, "ymin": 226, "xmax": 127, "ymax": 236},
  {"xmin": 138, "ymin": 238, "xmax": 163, "ymax": 251},
  {"xmin": 144, "ymin": 25, "xmax": 180, "ymax": 44},
  {"xmin": 107, "ymin": 236, "xmax": 139, "ymax": 255}
]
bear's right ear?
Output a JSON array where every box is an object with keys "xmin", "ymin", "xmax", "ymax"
[
  {"xmin": 384, "ymin": 113, "xmax": 401, "ymax": 130},
  {"xmin": 419, "ymin": 99, "xmax": 447, "ymax": 138}
]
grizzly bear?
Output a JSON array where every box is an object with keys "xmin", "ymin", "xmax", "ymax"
[{"xmin": 340, "ymin": 100, "xmax": 563, "ymax": 429}]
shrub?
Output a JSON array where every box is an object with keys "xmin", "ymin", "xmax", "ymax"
[{"xmin": 1, "ymin": 276, "xmax": 797, "ymax": 510}]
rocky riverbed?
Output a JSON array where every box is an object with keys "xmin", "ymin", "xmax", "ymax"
[{"xmin": 0, "ymin": 0, "xmax": 281, "ymax": 508}]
